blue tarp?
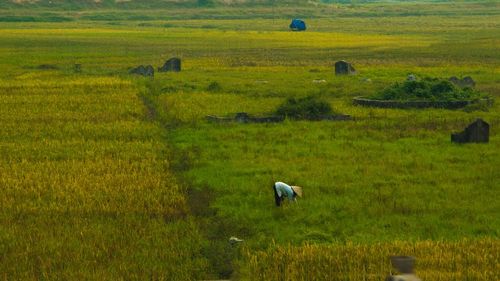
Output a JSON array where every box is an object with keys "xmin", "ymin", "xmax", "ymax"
[{"xmin": 290, "ymin": 19, "xmax": 306, "ymax": 31}]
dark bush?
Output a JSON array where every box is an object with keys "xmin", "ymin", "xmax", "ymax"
[
  {"xmin": 0, "ymin": 16, "xmax": 35, "ymax": 22},
  {"xmin": 36, "ymin": 64, "xmax": 59, "ymax": 70},
  {"xmin": 197, "ymin": 0, "xmax": 214, "ymax": 6},
  {"xmin": 276, "ymin": 96, "xmax": 334, "ymax": 120},
  {"xmin": 207, "ymin": 81, "xmax": 222, "ymax": 92}
]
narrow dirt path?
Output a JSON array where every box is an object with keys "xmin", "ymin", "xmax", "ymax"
[{"xmin": 139, "ymin": 88, "xmax": 239, "ymax": 280}]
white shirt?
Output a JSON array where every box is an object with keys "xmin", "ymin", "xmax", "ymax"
[{"xmin": 274, "ymin": 182, "xmax": 295, "ymax": 201}]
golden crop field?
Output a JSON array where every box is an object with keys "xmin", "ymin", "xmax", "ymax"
[
  {"xmin": 241, "ymin": 239, "xmax": 500, "ymax": 281},
  {"xmin": 0, "ymin": 74, "xmax": 207, "ymax": 279}
]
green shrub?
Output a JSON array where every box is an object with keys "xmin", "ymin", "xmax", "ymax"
[
  {"xmin": 371, "ymin": 77, "xmax": 487, "ymax": 102},
  {"xmin": 197, "ymin": 0, "xmax": 214, "ymax": 7},
  {"xmin": 0, "ymin": 16, "xmax": 73, "ymax": 22},
  {"xmin": 207, "ymin": 81, "xmax": 222, "ymax": 92},
  {"xmin": 276, "ymin": 96, "xmax": 333, "ymax": 120}
]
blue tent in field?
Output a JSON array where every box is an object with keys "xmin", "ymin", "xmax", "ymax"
[{"xmin": 289, "ymin": 19, "xmax": 306, "ymax": 31}]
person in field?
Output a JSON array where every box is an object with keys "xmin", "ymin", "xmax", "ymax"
[{"xmin": 273, "ymin": 181, "xmax": 302, "ymax": 206}]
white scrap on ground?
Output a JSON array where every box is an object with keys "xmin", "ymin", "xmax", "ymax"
[
  {"xmin": 387, "ymin": 274, "xmax": 421, "ymax": 281},
  {"xmin": 229, "ymin": 236, "xmax": 243, "ymax": 244}
]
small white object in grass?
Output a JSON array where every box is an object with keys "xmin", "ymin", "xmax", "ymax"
[
  {"xmin": 312, "ymin": 79, "xmax": 327, "ymax": 83},
  {"xmin": 229, "ymin": 236, "xmax": 243, "ymax": 244}
]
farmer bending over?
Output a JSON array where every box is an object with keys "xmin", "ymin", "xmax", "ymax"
[{"xmin": 273, "ymin": 181, "xmax": 302, "ymax": 206}]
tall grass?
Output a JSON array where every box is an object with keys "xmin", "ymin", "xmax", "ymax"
[
  {"xmin": 0, "ymin": 76, "xmax": 207, "ymax": 279},
  {"xmin": 239, "ymin": 239, "xmax": 500, "ymax": 280}
]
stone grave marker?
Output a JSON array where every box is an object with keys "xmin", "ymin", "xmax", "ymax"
[
  {"xmin": 451, "ymin": 118, "xmax": 489, "ymax": 143},
  {"xmin": 335, "ymin": 60, "xmax": 356, "ymax": 75},
  {"xmin": 159, "ymin": 58, "xmax": 181, "ymax": 72}
]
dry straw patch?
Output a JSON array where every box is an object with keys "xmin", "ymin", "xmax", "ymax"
[
  {"xmin": 243, "ymin": 239, "xmax": 500, "ymax": 281},
  {"xmin": 9, "ymin": 0, "xmax": 40, "ymax": 3}
]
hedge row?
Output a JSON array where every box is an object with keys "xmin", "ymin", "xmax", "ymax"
[{"xmin": 353, "ymin": 97, "xmax": 493, "ymax": 109}]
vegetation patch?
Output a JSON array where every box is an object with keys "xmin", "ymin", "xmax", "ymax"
[
  {"xmin": 0, "ymin": 15, "xmax": 73, "ymax": 22},
  {"xmin": 206, "ymin": 81, "xmax": 222, "ymax": 92},
  {"xmin": 276, "ymin": 96, "xmax": 336, "ymax": 120},
  {"xmin": 36, "ymin": 64, "xmax": 59, "ymax": 70},
  {"xmin": 370, "ymin": 77, "xmax": 488, "ymax": 102},
  {"xmin": 354, "ymin": 77, "xmax": 493, "ymax": 109},
  {"xmin": 241, "ymin": 239, "xmax": 500, "ymax": 280}
]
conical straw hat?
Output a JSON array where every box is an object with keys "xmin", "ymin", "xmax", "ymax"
[{"xmin": 291, "ymin": 186, "xmax": 303, "ymax": 197}]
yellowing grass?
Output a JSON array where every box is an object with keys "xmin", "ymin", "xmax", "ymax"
[
  {"xmin": 158, "ymin": 92, "xmax": 281, "ymax": 123},
  {"xmin": 0, "ymin": 76, "xmax": 186, "ymax": 215},
  {"xmin": 0, "ymin": 76, "xmax": 205, "ymax": 279},
  {"xmin": 0, "ymin": 26, "xmax": 434, "ymax": 48},
  {"xmin": 241, "ymin": 239, "xmax": 500, "ymax": 281}
]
